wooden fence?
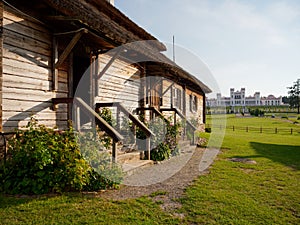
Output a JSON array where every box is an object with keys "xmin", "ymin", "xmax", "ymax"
[{"xmin": 206, "ymin": 124, "xmax": 300, "ymax": 135}]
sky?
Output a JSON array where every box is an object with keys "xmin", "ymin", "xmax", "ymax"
[{"xmin": 114, "ymin": 0, "xmax": 300, "ymax": 98}]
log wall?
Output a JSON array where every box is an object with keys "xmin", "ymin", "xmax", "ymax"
[
  {"xmin": 162, "ymin": 79, "xmax": 204, "ymax": 129},
  {"xmin": 95, "ymin": 54, "xmax": 140, "ymax": 113},
  {"xmin": 1, "ymin": 6, "xmax": 68, "ymax": 131}
]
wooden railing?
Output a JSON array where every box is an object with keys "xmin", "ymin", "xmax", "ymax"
[
  {"xmin": 136, "ymin": 107, "xmax": 170, "ymax": 123},
  {"xmin": 160, "ymin": 108, "xmax": 198, "ymax": 145},
  {"xmin": 52, "ymin": 97, "xmax": 123, "ymax": 162},
  {"xmin": 95, "ymin": 102, "xmax": 154, "ymax": 160}
]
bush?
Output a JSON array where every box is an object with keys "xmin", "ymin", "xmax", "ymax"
[
  {"xmin": 96, "ymin": 107, "xmax": 116, "ymax": 149},
  {"xmin": 0, "ymin": 118, "xmax": 122, "ymax": 195},
  {"xmin": 297, "ymin": 116, "xmax": 300, "ymax": 120},
  {"xmin": 149, "ymin": 118, "xmax": 180, "ymax": 161},
  {"xmin": 281, "ymin": 116, "xmax": 288, "ymax": 119},
  {"xmin": 150, "ymin": 143, "xmax": 171, "ymax": 161},
  {"xmin": 249, "ymin": 108, "xmax": 264, "ymax": 117}
]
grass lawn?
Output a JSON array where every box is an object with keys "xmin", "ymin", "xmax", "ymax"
[{"xmin": 0, "ymin": 115, "xmax": 299, "ymax": 224}]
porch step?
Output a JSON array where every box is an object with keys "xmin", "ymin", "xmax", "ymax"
[
  {"xmin": 178, "ymin": 139, "xmax": 196, "ymax": 154},
  {"xmin": 117, "ymin": 151, "xmax": 141, "ymax": 164},
  {"xmin": 122, "ymin": 160, "xmax": 153, "ymax": 176}
]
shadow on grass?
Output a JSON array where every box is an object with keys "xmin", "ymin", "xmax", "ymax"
[
  {"xmin": 250, "ymin": 142, "xmax": 300, "ymax": 170},
  {"xmin": 0, "ymin": 193, "xmax": 80, "ymax": 209}
]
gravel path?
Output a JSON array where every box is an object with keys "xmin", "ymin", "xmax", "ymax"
[{"xmin": 97, "ymin": 147, "xmax": 220, "ymax": 214}]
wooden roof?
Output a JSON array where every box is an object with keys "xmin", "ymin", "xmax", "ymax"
[
  {"xmin": 5, "ymin": 0, "xmax": 211, "ymax": 94},
  {"xmin": 42, "ymin": 0, "xmax": 166, "ymax": 51}
]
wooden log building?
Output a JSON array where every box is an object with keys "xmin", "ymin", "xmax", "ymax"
[{"xmin": 0, "ymin": 0, "xmax": 211, "ymax": 158}]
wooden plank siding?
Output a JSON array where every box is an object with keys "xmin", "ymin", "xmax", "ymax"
[
  {"xmin": 0, "ymin": 1, "xmax": 3, "ymax": 131},
  {"xmin": 161, "ymin": 79, "xmax": 204, "ymax": 129},
  {"xmin": 185, "ymin": 88, "xmax": 204, "ymax": 130},
  {"xmin": 95, "ymin": 54, "xmax": 141, "ymax": 114},
  {"xmin": 1, "ymin": 6, "xmax": 69, "ymax": 131}
]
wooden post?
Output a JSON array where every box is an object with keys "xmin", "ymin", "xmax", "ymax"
[
  {"xmin": 68, "ymin": 53, "xmax": 74, "ymax": 121},
  {"xmin": 95, "ymin": 54, "xmax": 99, "ymax": 96},
  {"xmin": 132, "ymin": 124, "xmax": 136, "ymax": 145},
  {"xmin": 174, "ymin": 111, "xmax": 176, "ymax": 125},
  {"xmin": 192, "ymin": 131, "xmax": 195, "ymax": 145},
  {"xmin": 90, "ymin": 54, "xmax": 96, "ymax": 127},
  {"xmin": 246, "ymin": 126, "xmax": 248, "ymax": 132},
  {"xmin": 291, "ymin": 128, "xmax": 293, "ymax": 135},
  {"xmin": 146, "ymin": 137, "xmax": 151, "ymax": 160},
  {"xmin": 275, "ymin": 128, "xmax": 278, "ymax": 134},
  {"xmin": 112, "ymin": 140, "xmax": 117, "ymax": 163},
  {"xmin": 260, "ymin": 127, "xmax": 262, "ymax": 133},
  {"xmin": 116, "ymin": 107, "xmax": 121, "ymax": 130},
  {"xmin": 76, "ymin": 105, "xmax": 81, "ymax": 131},
  {"xmin": 233, "ymin": 125, "xmax": 235, "ymax": 131},
  {"xmin": 52, "ymin": 36, "xmax": 59, "ymax": 91}
]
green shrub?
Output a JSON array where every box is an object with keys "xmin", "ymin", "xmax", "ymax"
[
  {"xmin": 78, "ymin": 131, "xmax": 123, "ymax": 189},
  {"xmin": 150, "ymin": 143, "xmax": 171, "ymax": 161},
  {"xmin": 97, "ymin": 107, "xmax": 116, "ymax": 148},
  {"xmin": 150, "ymin": 120, "xmax": 180, "ymax": 161},
  {"xmin": 0, "ymin": 118, "xmax": 122, "ymax": 195},
  {"xmin": 249, "ymin": 108, "xmax": 264, "ymax": 117},
  {"xmin": 297, "ymin": 116, "xmax": 300, "ymax": 120}
]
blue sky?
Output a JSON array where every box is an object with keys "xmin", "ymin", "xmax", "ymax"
[{"xmin": 115, "ymin": 0, "xmax": 300, "ymax": 97}]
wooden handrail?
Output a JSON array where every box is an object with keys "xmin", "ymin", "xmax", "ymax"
[
  {"xmin": 74, "ymin": 98, "xmax": 123, "ymax": 142},
  {"xmin": 52, "ymin": 97, "xmax": 123, "ymax": 142},
  {"xmin": 136, "ymin": 107, "xmax": 170, "ymax": 123},
  {"xmin": 160, "ymin": 107, "xmax": 197, "ymax": 145},
  {"xmin": 160, "ymin": 108, "xmax": 197, "ymax": 131},
  {"xmin": 95, "ymin": 102, "xmax": 155, "ymax": 137}
]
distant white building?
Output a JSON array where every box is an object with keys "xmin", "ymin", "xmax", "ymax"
[{"xmin": 206, "ymin": 88, "xmax": 283, "ymax": 108}]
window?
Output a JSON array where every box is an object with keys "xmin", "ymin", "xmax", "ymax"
[
  {"xmin": 190, "ymin": 94, "xmax": 198, "ymax": 112},
  {"xmin": 173, "ymin": 88, "xmax": 182, "ymax": 109}
]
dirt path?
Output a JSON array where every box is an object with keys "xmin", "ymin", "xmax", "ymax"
[{"xmin": 96, "ymin": 147, "xmax": 220, "ymax": 214}]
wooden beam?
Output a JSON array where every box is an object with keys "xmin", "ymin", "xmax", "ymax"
[
  {"xmin": 55, "ymin": 28, "xmax": 88, "ymax": 69},
  {"xmin": 97, "ymin": 47, "xmax": 123, "ymax": 79},
  {"xmin": 162, "ymin": 82, "xmax": 174, "ymax": 96}
]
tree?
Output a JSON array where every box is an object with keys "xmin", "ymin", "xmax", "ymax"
[{"xmin": 287, "ymin": 79, "xmax": 300, "ymax": 114}]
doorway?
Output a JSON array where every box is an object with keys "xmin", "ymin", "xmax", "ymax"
[{"xmin": 72, "ymin": 55, "xmax": 91, "ymax": 126}]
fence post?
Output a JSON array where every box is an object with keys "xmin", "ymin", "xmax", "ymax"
[
  {"xmin": 260, "ymin": 127, "xmax": 262, "ymax": 133},
  {"xmin": 291, "ymin": 128, "xmax": 293, "ymax": 135},
  {"xmin": 233, "ymin": 125, "xmax": 235, "ymax": 131},
  {"xmin": 275, "ymin": 128, "xmax": 277, "ymax": 134},
  {"xmin": 246, "ymin": 126, "xmax": 248, "ymax": 132}
]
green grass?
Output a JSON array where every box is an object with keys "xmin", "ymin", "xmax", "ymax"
[
  {"xmin": 0, "ymin": 115, "xmax": 299, "ymax": 224},
  {"xmin": 0, "ymin": 195, "xmax": 180, "ymax": 224},
  {"xmin": 182, "ymin": 116, "xmax": 300, "ymax": 224}
]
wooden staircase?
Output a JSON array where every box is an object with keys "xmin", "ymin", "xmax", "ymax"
[
  {"xmin": 117, "ymin": 151, "xmax": 153, "ymax": 176},
  {"xmin": 52, "ymin": 98, "xmax": 197, "ymax": 176}
]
